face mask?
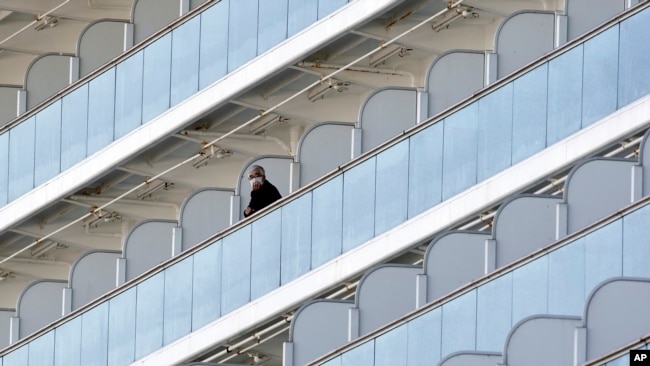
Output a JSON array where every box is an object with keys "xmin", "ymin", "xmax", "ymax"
[{"xmin": 250, "ymin": 177, "xmax": 263, "ymax": 187}]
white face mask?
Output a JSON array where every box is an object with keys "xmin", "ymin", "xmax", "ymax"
[{"xmin": 250, "ymin": 176, "xmax": 263, "ymax": 187}]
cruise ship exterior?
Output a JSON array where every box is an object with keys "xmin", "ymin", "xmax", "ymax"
[{"xmin": 1, "ymin": 0, "xmax": 649, "ymax": 365}]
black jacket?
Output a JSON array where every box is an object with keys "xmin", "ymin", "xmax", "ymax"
[{"xmin": 244, "ymin": 180, "xmax": 282, "ymax": 217}]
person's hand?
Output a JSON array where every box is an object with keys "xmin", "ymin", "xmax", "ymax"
[
  {"xmin": 244, "ymin": 207, "xmax": 254, "ymax": 215},
  {"xmin": 252, "ymin": 181, "xmax": 262, "ymax": 190}
]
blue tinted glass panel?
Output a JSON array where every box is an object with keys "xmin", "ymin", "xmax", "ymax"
[
  {"xmin": 8, "ymin": 116, "xmax": 35, "ymax": 200},
  {"xmin": 341, "ymin": 340, "xmax": 374, "ymax": 366},
  {"xmin": 512, "ymin": 255, "xmax": 548, "ymax": 323},
  {"xmin": 34, "ymin": 101, "xmax": 61, "ymax": 186},
  {"xmin": 54, "ymin": 316, "xmax": 81, "ymax": 366},
  {"xmin": 322, "ymin": 357, "xmax": 342, "ymax": 366},
  {"xmin": 192, "ymin": 241, "xmax": 222, "ymax": 329},
  {"xmin": 585, "ymin": 220, "xmax": 622, "ymax": 294},
  {"xmin": 623, "ymin": 205, "xmax": 650, "ymax": 277},
  {"xmin": 142, "ymin": 34, "xmax": 172, "ymax": 122},
  {"xmin": 115, "ymin": 50, "xmax": 143, "ymax": 139},
  {"xmin": 251, "ymin": 210, "xmax": 281, "ymax": 299},
  {"xmin": 61, "ymin": 85, "xmax": 88, "ymax": 170},
  {"xmin": 442, "ymin": 103, "xmax": 478, "ymax": 200},
  {"xmin": 606, "ymin": 353, "xmax": 629, "ymax": 366},
  {"xmin": 619, "ymin": 8, "xmax": 650, "ymax": 107},
  {"xmin": 135, "ymin": 272, "xmax": 164, "ymax": 359},
  {"xmin": 477, "ymin": 84, "xmax": 513, "ymax": 181},
  {"xmin": 342, "ymin": 158, "xmax": 376, "ymax": 252},
  {"xmin": 222, "ymin": 225, "xmax": 251, "ymax": 314},
  {"xmin": 80, "ymin": 302, "xmax": 109, "ymax": 365},
  {"xmin": 547, "ymin": 46, "xmax": 583, "ymax": 145},
  {"xmin": 311, "ymin": 175, "xmax": 343, "ymax": 267},
  {"xmin": 258, "ymin": 0, "xmax": 288, "ymax": 54},
  {"xmin": 0, "ymin": 132, "xmax": 8, "ymax": 205},
  {"xmin": 441, "ymin": 290, "xmax": 476, "ymax": 356},
  {"xmin": 375, "ymin": 324, "xmax": 407, "ymax": 366},
  {"xmin": 28, "ymin": 331, "xmax": 54, "ymax": 366},
  {"xmin": 582, "ymin": 26, "xmax": 619, "ymax": 127},
  {"xmin": 548, "ymin": 238, "xmax": 585, "ymax": 315},
  {"xmin": 108, "ymin": 287, "xmax": 136, "ymax": 366},
  {"xmin": 407, "ymin": 307, "xmax": 442, "ymax": 366},
  {"xmin": 87, "ymin": 68, "xmax": 116, "ymax": 155},
  {"xmin": 375, "ymin": 140, "xmax": 409, "ymax": 234},
  {"xmin": 318, "ymin": 0, "xmax": 347, "ymax": 18},
  {"xmin": 2, "ymin": 345, "xmax": 27, "ymax": 366},
  {"xmin": 171, "ymin": 16, "xmax": 200, "ymax": 106},
  {"xmin": 408, "ymin": 122, "xmax": 443, "ymax": 218},
  {"xmin": 476, "ymin": 273, "xmax": 512, "ymax": 351},
  {"xmin": 228, "ymin": 0, "xmax": 258, "ymax": 72},
  {"xmin": 288, "ymin": 0, "xmax": 317, "ymax": 37},
  {"xmin": 281, "ymin": 193, "xmax": 312, "ymax": 284},
  {"xmin": 199, "ymin": 0, "xmax": 229, "ymax": 88},
  {"xmin": 164, "ymin": 256, "xmax": 193, "ymax": 344},
  {"xmin": 512, "ymin": 64, "xmax": 547, "ymax": 164}
]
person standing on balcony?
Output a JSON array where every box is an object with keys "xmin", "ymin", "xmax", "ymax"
[{"xmin": 243, "ymin": 165, "xmax": 282, "ymax": 217}]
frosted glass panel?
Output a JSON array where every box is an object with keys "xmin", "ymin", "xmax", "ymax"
[
  {"xmin": 342, "ymin": 158, "xmax": 376, "ymax": 251},
  {"xmin": 584, "ymin": 220, "xmax": 622, "ymax": 293},
  {"xmin": 115, "ymin": 50, "xmax": 143, "ymax": 139},
  {"xmin": 192, "ymin": 242, "xmax": 222, "ymax": 329},
  {"xmin": 547, "ymin": 46, "xmax": 583, "ymax": 145},
  {"xmin": 80, "ymin": 302, "xmax": 109, "ymax": 365},
  {"xmin": 622, "ymin": 204, "xmax": 650, "ymax": 278},
  {"xmin": 582, "ymin": 26, "xmax": 619, "ymax": 127},
  {"xmin": 171, "ymin": 16, "xmax": 200, "ymax": 106},
  {"xmin": 441, "ymin": 290, "xmax": 476, "ymax": 356},
  {"xmin": 319, "ymin": 0, "xmax": 348, "ymax": 18},
  {"xmin": 548, "ymin": 238, "xmax": 585, "ymax": 315},
  {"xmin": 108, "ymin": 288, "xmax": 136, "ymax": 366},
  {"xmin": 442, "ymin": 103, "xmax": 478, "ymax": 200},
  {"xmin": 28, "ymin": 331, "xmax": 54, "ymax": 366},
  {"xmin": 142, "ymin": 34, "xmax": 172, "ymax": 122},
  {"xmin": 135, "ymin": 272, "xmax": 164, "ymax": 359},
  {"xmin": 0, "ymin": 133, "xmax": 8, "ymax": 205},
  {"xmin": 87, "ymin": 68, "xmax": 116, "ymax": 155},
  {"xmin": 618, "ymin": 7, "xmax": 650, "ymax": 107},
  {"xmin": 2, "ymin": 345, "xmax": 27, "ymax": 366},
  {"xmin": 199, "ymin": 0, "xmax": 229, "ymax": 88},
  {"xmin": 374, "ymin": 324, "xmax": 407, "ymax": 366},
  {"xmin": 54, "ymin": 316, "xmax": 81, "ymax": 366},
  {"xmin": 512, "ymin": 64, "xmax": 547, "ymax": 164},
  {"xmin": 341, "ymin": 340, "xmax": 374, "ymax": 366},
  {"xmin": 288, "ymin": 0, "xmax": 317, "ymax": 36},
  {"xmin": 407, "ymin": 123, "xmax": 443, "ymax": 218},
  {"xmin": 281, "ymin": 194, "xmax": 312, "ymax": 284},
  {"xmin": 477, "ymin": 84, "xmax": 512, "ymax": 181},
  {"xmin": 258, "ymin": 0, "xmax": 288, "ymax": 54},
  {"xmin": 221, "ymin": 225, "xmax": 251, "ymax": 314},
  {"xmin": 228, "ymin": 0, "xmax": 258, "ymax": 71},
  {"xmin": 375, "ymin": 140, "xmax": 409, "ymax": 234},
  {"xmin": 512, "ymin": 256, "xmax": 548, "ymax": 323},
  {"xmin": 251, "ymin": 210, "xmax": 281, "ymax": 299},
  {"xmin": 34, "ymin": 101, "xmax": 61, "ymax": 186},
  {"xmin": 60, "ymin": 85, "xmax": 88, "ymax": 170},
  {"xmin": 476, "ymin": 273, "xmax": 512, "ymax": 351},
  {"xmin": 311, "ymin": 176, "xmax": 343, "ymax": 267},
  {"xmin": 8, "ymin": 116, "xmax": 35, "ymax": 200},
  {"xmin": 163, "ymin": 257, "xmax": 193, "ymax": 344},
  {"xmin": 407, "ymin": 307, "xmax": 442, "ymax": 365}
]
